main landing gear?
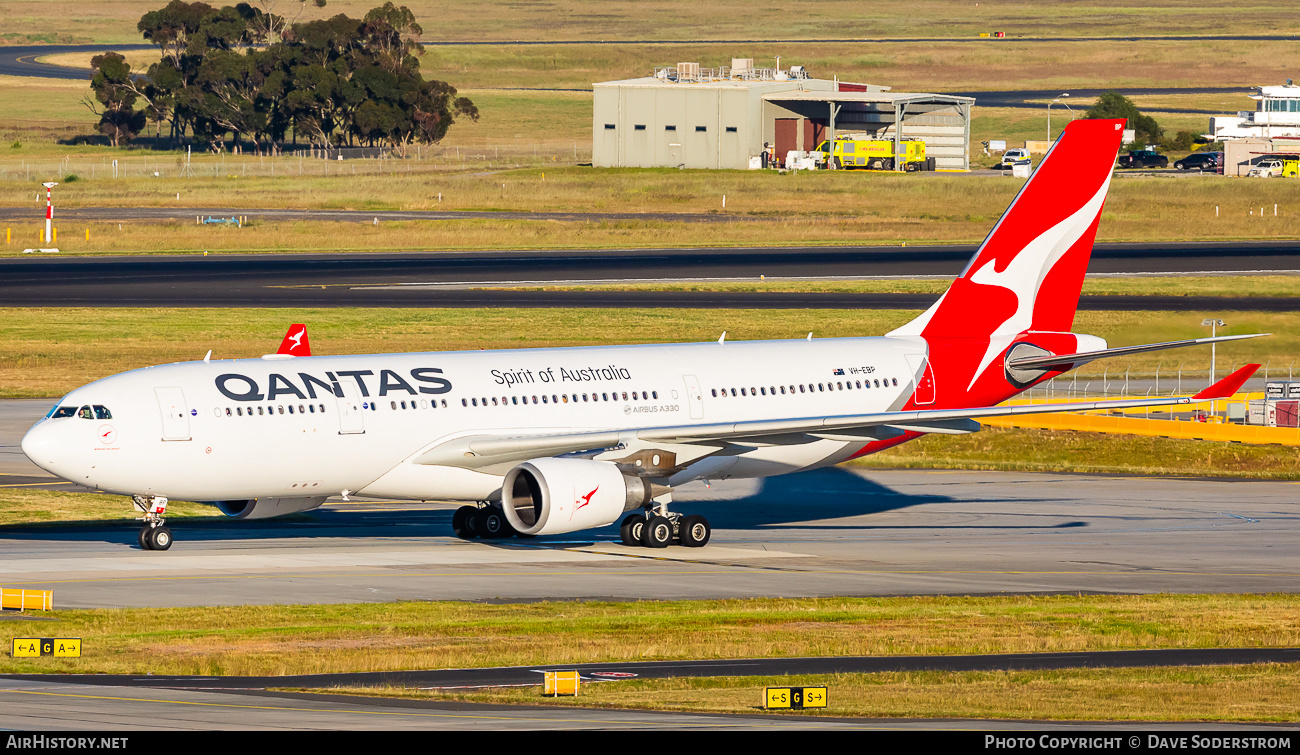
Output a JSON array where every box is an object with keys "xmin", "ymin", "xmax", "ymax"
[
  {"xmin": 619, "ymin": 510, "xmax": 711, "ymax": 549},
  {"xmin": 452, "ymin": 503, "xmax": 521, "ymax": 540},
  {"xmin": 133, "ymin": 495, "xmax": 173, "ymax": 551}
]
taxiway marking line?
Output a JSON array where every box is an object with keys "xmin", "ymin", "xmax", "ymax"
[
  {"xmin": 1, "ymin": 689, "xmax": 753, "ymax": 727},
  {"xmin": 0, "ymin": 481, "xmax": 74, "ymax": 488}
]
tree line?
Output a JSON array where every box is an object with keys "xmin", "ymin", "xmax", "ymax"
[
  {"xmin": 1084, "ymin": 92, "xmax": 1204, "ymax": 152},
  {"xmin": 87, "ymin": 0, "xmax": 478, "ymax": 154}
]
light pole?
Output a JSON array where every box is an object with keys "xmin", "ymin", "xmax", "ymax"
[
  {"xmin": 41, "ymin": 182, "xmax": 57, "ymax": 245},
  {"xmin": 1047, "ymin": 93, "xmax": 1071, "ymax": 141},
  {"xmin": 1202, "ymin": 318, "xmax": 1225, "ymax": 419}
]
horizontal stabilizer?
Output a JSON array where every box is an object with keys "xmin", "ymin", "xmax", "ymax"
[
  {"xmin": 1006, "ymin": 333, "xmax": 1268, "ymax": 372},
  {"xmin": 1192, "ymin": 364, "xmax": 1261, "ymax": 400}
]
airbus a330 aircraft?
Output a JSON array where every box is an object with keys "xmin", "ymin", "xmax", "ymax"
[{"xmin": 23, "ymin": 118, "xmax": 1263, "ymax": 551}]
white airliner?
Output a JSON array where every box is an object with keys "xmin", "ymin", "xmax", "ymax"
[{"xmin": 22, "ymin": 118, "xmax": 1262, "ymax": 551}]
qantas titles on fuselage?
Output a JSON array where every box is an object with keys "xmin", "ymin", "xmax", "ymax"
[
  {"xmin": 214, "ymin": 367, "xmax": 452, "ymax": 402},
  {"xmin": 213, "ymin": 362, "xmax": 640, "ymax": 404}
]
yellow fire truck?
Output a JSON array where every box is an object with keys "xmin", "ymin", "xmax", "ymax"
[{"xmin": 814, "ymin": 138, "xmax": 928, "ymax": 171}]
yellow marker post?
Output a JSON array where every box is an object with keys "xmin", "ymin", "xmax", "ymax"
[
  {"xmin": 6, "ymin": 228, "xmax": 9, "ymax": 244},
  {"xmin": 85, "ymin": 228, "xmax": 89, "ymax": 241},
  {"xmin": 52, "ymin": 227, "xmax": 56, "ymax": 244}
]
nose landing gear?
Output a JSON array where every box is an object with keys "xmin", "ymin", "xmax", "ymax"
[{"xmin": 133, "ymin": 495, "xmax": 173, "ymax": 551}]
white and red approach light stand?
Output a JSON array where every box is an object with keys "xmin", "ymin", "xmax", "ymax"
[{"xmin": 42, "ymin": 182, "xmax": 57, "ymax": 244}]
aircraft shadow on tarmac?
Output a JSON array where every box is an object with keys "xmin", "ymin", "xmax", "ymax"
[{"xmin": 1, "ymin": 467, "xmax": 1084, "ymax": 548}]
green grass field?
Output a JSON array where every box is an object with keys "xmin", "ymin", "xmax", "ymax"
[
  {"xmin": 3, "ymin": 170, "xmax": 1299, "ymax": 256},
  {"xmin": 1, "ymin": 594, "xmax": 1296, "ymax": 677},
  {"xmin": 2, "ymin": 1, "xmax": 1298, "ymax": 46},
  {"xmin": 0, "ymin": 307, "xmax": 1285, "ymax": 399},
  {"xmin": 332, "ymin": 664, "xmax": 1300, "ymax": 722}
]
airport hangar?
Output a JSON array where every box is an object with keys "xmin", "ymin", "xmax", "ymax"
[{"xmin": 592, "ymin": 61, "xmax": 975, "ymax": 171}]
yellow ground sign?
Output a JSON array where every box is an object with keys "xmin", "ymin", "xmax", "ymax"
[
  {"xmin": 543, "ymin": 670, "xmax": 579, "ymax": 696},
  {"xmin": 12, "ymin": 638, "xmax": 80, "ymax": 658},
  {"xmin": 1, "ymin": 588, "xmax": 52, "ymax": 610},
  {"xmin": 765, "ymin": 686, "xmax": 828, "ymax": 710}
]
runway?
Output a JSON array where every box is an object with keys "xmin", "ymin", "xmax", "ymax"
[{"xmin": 3, "ymin": 242, "xmax": 1300, "ymax": 308}]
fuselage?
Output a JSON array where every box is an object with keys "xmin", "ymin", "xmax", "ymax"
[{"xmin": 22, "ymin": 335, "xmax": 927, "ymax": 503}]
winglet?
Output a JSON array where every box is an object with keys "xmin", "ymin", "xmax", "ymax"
[
  {"xmin": 276, "ymin": 324, "xmax": 311, "ymax": 357},
  {"xmin": 1192, "ymin": 363, "xmax": 1260, "ymax": 400}
]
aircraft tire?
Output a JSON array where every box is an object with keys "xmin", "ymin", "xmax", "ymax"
[
  {"xmin": 641, "ymin": 515, "xmax": 673, "ymax": 548},
  {"xmin": 148, "ymin": 526, "xmax": 173, "ymax": 551},
  {"xmin": 476, "ymin": 507, "xmax": 510, "ymax": 539},
  {"xmin": 620, "ymin": 514, "xmax": 646, "ymax": 546},
  {"xmin": 452, "ymin": 505, "xmax": 479, "ymax": 539},
  {"xmin": 680, "ymin": 515, "xmax": 711, "ymax": 548},
  {"xmin": 138, "ymin": 527, "xmax": 153, "ymax": 550}
]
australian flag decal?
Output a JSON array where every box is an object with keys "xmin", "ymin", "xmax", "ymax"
[{"xmin": 832, "ymin": 368, "xmax": 845, "ymax": 375}]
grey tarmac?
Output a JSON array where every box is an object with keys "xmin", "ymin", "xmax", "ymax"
[{"xmin": 1, "ymin": 464, "xmax": 1297, "ymax": 606}]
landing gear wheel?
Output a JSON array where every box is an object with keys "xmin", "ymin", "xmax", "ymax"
[
  {"xmin": 452, "ymin": 505, "xmax": 479, "ymax": 539},
  {"xmin": 475, "ymin": 507, "xmax": 511, "ymax": 539},
  {"xmin": 147, "ymin": 526, "xmax": 173, "ymax": 551},
  {"xmin": 620, "ymin": 514, "xmax": 646, "ymax": 546},
  {"xmin": 138, "ymin": 527, "xmax": 153, "ymax": 550},
  {"xmin": 641, "ymin": 515, "xmax": 673, "ymax": 548},
  {"xmin": 679, "ymin": 515, "xmax": 711, "ymax": 548}
]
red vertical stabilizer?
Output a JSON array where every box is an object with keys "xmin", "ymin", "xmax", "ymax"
[
  {"xmin": 276, "ymin": 324, "xmax": 311, "ymax": 357},
  {"xmin": 888, "ymin": 118, "xmax": 1127, "ymax": 409}
]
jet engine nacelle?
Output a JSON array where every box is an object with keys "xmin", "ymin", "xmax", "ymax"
[
  {"xmin": 214, "ymin": 496, "xmax": 328, "ymax": 520},
  {"xmin": 501, "ymin": 458, "xmax": 654, "ymax": 536}
]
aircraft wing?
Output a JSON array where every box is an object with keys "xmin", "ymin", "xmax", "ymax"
[{"xmin": 415, "ymin": 364, "xmax": 1260, "ymax": 471}]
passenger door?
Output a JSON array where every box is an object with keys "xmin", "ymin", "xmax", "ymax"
[
  {"xmin": 336, "ymin": 382, "xmax": 365, "ymax": 434},
  {"xmin": 682, "ymin": 375, "xmax": 704, "ymax": 420},
  {"xmin": 154, "ymin": 386, "xmax": 191, "ymax": 441},
  {"xmin": 904, "ymin": 355, "xmax": 936, "ymax": 406}
]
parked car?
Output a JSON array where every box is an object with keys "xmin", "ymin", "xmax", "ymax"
[
  {"xmin": 1174, "ymin": 151, "xmax": 1223, "ymax": 172},
  {"xmin": 996, "ymin": 148, "xmax": 1031, "ymax": 169},
  {"xmin": 1116, "ymin": 149, "xmax": 1169, "ymax": 169}
]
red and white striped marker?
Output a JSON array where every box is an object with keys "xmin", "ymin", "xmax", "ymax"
[{"xmin": 41, "ymin": 182, "xmax": 57, "ymax": 245}]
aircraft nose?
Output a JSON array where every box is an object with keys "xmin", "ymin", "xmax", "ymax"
[{"xmin": 21, "ymin": 420, "xmax": 62, "ymax": 474}]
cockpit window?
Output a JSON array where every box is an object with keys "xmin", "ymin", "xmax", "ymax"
[
  {"xmin": 48, "ymin": 406, "xmax": 76, "ymax": 419},
  {"xmin": 77, "ymin": 406, "xmax": 93, "ymax": 419},
  {"xmin": 93, "ymin": 405, "xmax": 112, "ymax": 420}
]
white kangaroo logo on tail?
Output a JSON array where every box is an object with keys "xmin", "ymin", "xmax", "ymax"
[{"xmin": 964, "ymin": 172, "xmax": 1114, "ymax": 389}]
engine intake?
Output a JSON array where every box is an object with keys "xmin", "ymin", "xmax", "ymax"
[
  {"xmin": 214, "ymin": 496, "xmax": 327, "ymax": 520},
  {"xmin": 501, "ymin": 458, "xmax": 655, "ymax": 536}
]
